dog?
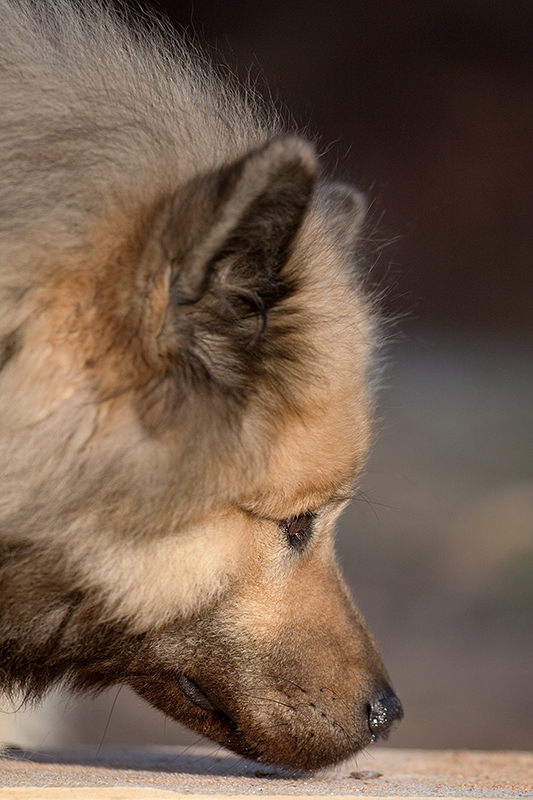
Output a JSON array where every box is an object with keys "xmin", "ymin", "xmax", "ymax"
[{"xmin": 0, "ymin": 0, "xmax": 402, "ymax": 770}]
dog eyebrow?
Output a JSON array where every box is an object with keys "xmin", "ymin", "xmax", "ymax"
[{"xmin": 240, "ymin": 491, "xmax": 353, "ymax": 524}]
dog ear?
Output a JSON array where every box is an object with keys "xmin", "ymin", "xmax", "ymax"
[
  {"xmin": 163, "ymin": 136, "xmax": 317, "ymax": 311},
  {"xmin": 131, "ymin": 136, "xmax": 317, "ymax": 423}
]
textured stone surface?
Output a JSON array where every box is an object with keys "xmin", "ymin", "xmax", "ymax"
[{"xmin": 0, "ymin": 746, "xmax": 531, "ymax": 797}]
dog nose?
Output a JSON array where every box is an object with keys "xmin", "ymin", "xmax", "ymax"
[{"xmin": 368, "ymin": 684, "xmax": 403, "ymax": 741}]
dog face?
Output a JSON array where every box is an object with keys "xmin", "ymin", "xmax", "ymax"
[
  {"xmin": 0, "ymin": 1, "xmax": 402, "ymax": 770},
  {"xmin": 128, "ymin": 508, "xmax": 396, "ymax": 770}
]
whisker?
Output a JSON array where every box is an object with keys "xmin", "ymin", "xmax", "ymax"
[
  {"xmin": 246, "ymin": 693, "xmax": 295, "ymax": 710},
  {"xmin": 265, "ymin": 674, "xmax": 307, "ymax": 693},
  {"xmin": 90, "ymin": 685, "xmax": 122, "ymax": 767}
]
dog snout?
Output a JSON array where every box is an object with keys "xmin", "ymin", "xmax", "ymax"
[{"xmin": 368, "ymin": 684, "xmax": 403, "ymax": 741}]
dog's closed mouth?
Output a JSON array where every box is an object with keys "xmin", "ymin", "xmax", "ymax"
[{"xmin": 178, "ymin": 672, "xmax": 235, "ymax": 721}]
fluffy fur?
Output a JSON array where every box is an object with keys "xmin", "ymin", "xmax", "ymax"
[{"xmin": 0, "ymin": 0, "xmax": 402, "ymax": 769}]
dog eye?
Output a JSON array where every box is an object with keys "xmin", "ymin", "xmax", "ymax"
[{"xmin": 280, "ymin": 513, "xmax": 316, "ymax": 551}]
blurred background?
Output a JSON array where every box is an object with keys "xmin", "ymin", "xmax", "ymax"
[{"xmin": 2, "ymin": 0, "xmax": 532, "ymax": 753}]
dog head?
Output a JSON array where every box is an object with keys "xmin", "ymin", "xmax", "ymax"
[{"xmin": 0, "ymin": 136, "xmax": 401, "ymax": 769}]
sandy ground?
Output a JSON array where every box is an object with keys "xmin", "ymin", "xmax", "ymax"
[{"xmin": 0, "ymin": 746, "xmax": 532, "ymax": 797}]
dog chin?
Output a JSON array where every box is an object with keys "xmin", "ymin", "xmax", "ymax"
[{"xmin": 130, "ymin": 670, "xmax": 378, "ymax": 771}]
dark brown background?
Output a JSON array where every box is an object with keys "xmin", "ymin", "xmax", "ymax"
[{"xmin": 158, "ymin": 0, "xmax": 533, "ymax": 335}]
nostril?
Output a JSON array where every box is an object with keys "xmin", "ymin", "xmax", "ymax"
[{"xmin": 368, "ymin": 685, "xmax": 403, "ymax": 742}]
